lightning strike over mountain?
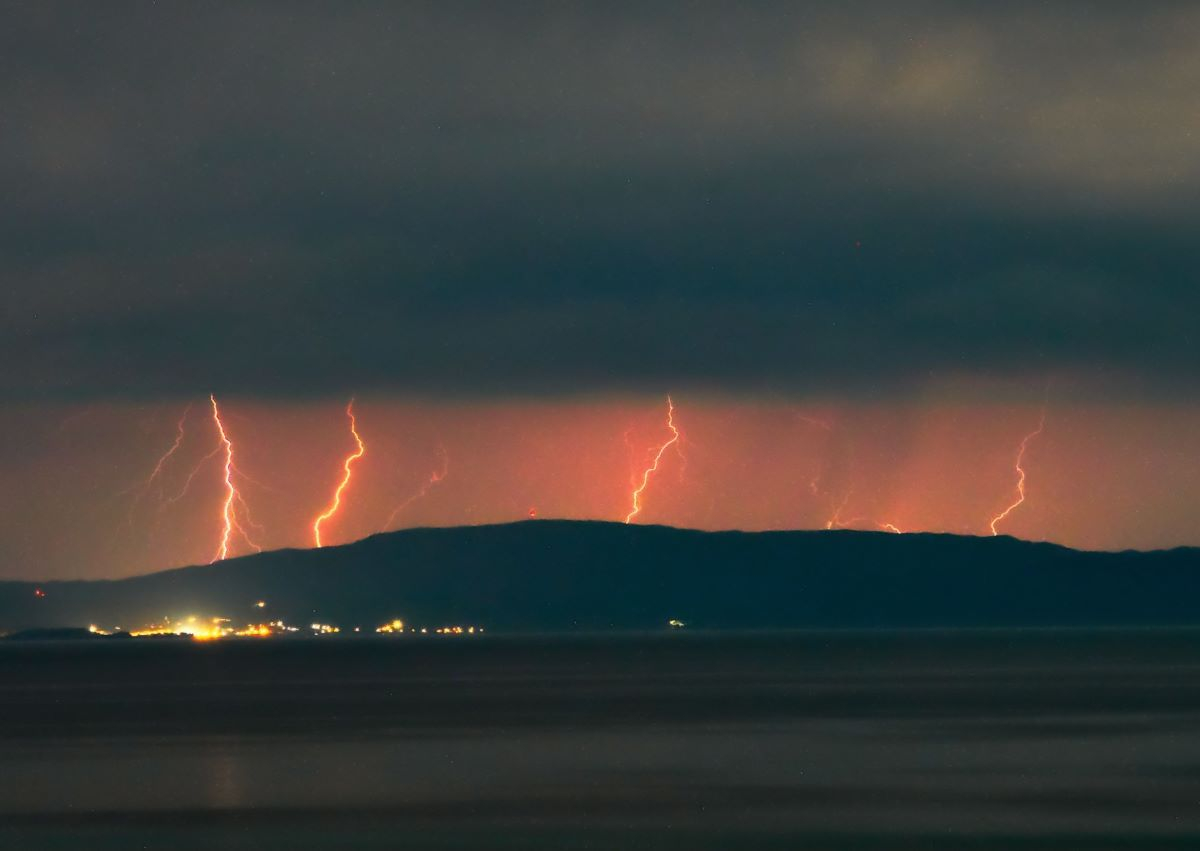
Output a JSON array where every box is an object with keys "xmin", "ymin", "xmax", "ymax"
[
  {"xmin": 312, "ymin": 399, "xmax": 366, "ymax": 548},
  {"xmin": 207, "ymin": 395, "xmax": 261, "ymax": 561},
  {"xmin": 381, "ymin": 444, "xmax": 449, "ymax": 531},
  {"xmin": 878, "ymin": 522, "xmax": 903, "ymax": 534},
  {"xmin": 989, "ymin": 409, "xmax": 1047, "ymax": 536},
  {"xmin": 825, "ymin": 491, "xmax": 863, "ymax": 530},
  {"xmin": 624, "ymin": 395, "xmax": 682, "ymax": 524}
]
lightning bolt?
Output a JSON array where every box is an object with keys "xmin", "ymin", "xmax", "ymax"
[
  {"xmin": 209, "ymin": 395, "xmax": 261, "ymax": 562},
  {"xmin": 824, "ymin": 491, "xmax": 863, "ymax": 530},
  {"xmin": 125, "ymin": 404, "xmax": 192, "ymax": 521},
  {"xmin": 815, "ymin": 440, "xmax": 903, "ymax": 535},
  {"xmin": 382, "ymin": 444, "xmax": 449, "ymax": 531},
  {"xmin": 164, "ymin": 445, "xmax": 222, "ymax": 506},
  {"xmin": 624, "ymin": 395, "xmax": 682, "ymax": 525},
  {"xmin": 313, "ymin": 399, "xmax": 366, "ymax": 548},
  {"xmin": 989, "ymin": 409, "xmax": 1047, "ymax": 537},
  {"xmin": 144, "ymin": 404, "xmax": 190, "ymax": 490}
]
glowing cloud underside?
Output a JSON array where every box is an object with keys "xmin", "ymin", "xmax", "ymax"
[
  {"xmin": 989, "ymin": 410, "xmax": 1047, "ymax": 536},
  {"xmin": 624, "ymin": 395, "xmax": 682, "ymax": 524},
  {"xmin": 313, "ymin": 399, "xmax": 366, "ymax": 548}
]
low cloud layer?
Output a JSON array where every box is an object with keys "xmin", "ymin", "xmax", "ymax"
[{"xmin": 3, "ymin": 2, "xmax": 1197, "ymax": 399}]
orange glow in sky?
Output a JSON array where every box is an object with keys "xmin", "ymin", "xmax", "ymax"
[{"xmin": 7, "ymin": 386, "xmax": 1200, "ymax": 580}]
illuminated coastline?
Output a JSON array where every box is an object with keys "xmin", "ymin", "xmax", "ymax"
[{"xmin": 82, "ymin": 610, "xmax": 485, "ymax": 642}]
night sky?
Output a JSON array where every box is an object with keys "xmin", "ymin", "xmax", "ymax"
[{"xmin": 3, "ymin": 3, "xmax": 1198, "ymax": 579}]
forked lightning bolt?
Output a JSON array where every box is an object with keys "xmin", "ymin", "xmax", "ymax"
[
  {"xmin": 825, "ymin": 491, "xmax": 863, "ymax": 530},
  {"xmin": 989, "ymin": 409, "xmax": 1046, "ymax": 536},
  {"xmin": 165, "ymin": 445, "xmax": 222, "ymax": 505},
  {"xmin": 624, "ymin": 395, "xmax": 682, "ymax": 524},
  {"xmin": 313, "ymin": 399, "xmax": 366, "ymax": 548},
  {"xmin": 209, "ymin": 395, "xmax": 261, "ymax": 562},
  {"xmin": 144, "ymin": 404, "xmax": 190, "ymax": 490},
  {"xmin": 126, "ymin": 403, "xmax": 191, "ymax": 520}
]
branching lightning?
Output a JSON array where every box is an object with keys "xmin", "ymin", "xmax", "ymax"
[
  {"xmin": 624, "ymin": 395, "xmax": 682, "ymax": 525},
  {"xmin": 312, "ymin": 399, "xmax": 366, "ymax": 548},
  {"xmin": 125, "ymin": 404, "xmax": 192, "ymax": 521},
  {"xmin": 382, "ymin": 444, "xmax": 449, "ymax": 531},
  {"xmin": 164, "ymin": 445, "xmax": 222, "ymax": 505},
  {"xmin": 824, "ymin": 491, "xmax": 863, "ymax": 530},
  {"xmin": 989, "ymin": 409, "xmax": 1047, "ymax": 537},
  {"xmin": 144, "ymin": 404, "xmax": 190, "ymax": 489},
  {"xmin": 234, "ymin": 492, "xmax": 266, "ymax": 541},
  {"xmin": 209, "ymin": 395, "xmax": 260, "ymax": 562}
]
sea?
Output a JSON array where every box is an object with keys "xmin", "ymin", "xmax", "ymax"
[{"xmin": 2, "ymin": 629, "xmax": 1199, "ymax": 849}]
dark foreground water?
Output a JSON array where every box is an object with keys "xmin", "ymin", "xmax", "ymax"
[{"xmin": 3, "ymin": 629, "xmax": 1200, "ymax": 849}]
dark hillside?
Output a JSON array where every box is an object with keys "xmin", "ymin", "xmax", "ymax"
[{"xmin": 2, "ymin": 521, "xmax": 1198, "ymax": 633}]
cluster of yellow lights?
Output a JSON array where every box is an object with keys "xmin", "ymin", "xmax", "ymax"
[
  {"xmin": 97, "ymin": 607, "xmax": 485, "ymax": 641},
  {"xmin": 235, "ymin": 624, "xmax": 272, "ymax": 637},
  {"xmin": 128, "ymin": 616, "xmax": 225, "ymax": 640},
  {"xmin": 126, "ymin": 615, "xmax": 300, "ymax": 640},
  {"xmin": 375, "ymin": 619, "xmax": 483, "ymax": 635}
]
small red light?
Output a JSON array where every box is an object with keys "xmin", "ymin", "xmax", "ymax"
[
  {"xmin": 34, "ymin": 588, "xmax": 45, "ymax": 598},
  {"xmin": 528, "ymin": 507, "xmax": 537, "ymax": 519}
]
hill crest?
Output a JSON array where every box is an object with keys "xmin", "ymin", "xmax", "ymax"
[{"xmin": 2, "ymin": 521, "xmax": 1198, "ymax": 632}]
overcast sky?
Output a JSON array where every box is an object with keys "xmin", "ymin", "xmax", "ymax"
[{"xmin": 3, "ymin": 2, "xmax": 1198, "ymax": 400}]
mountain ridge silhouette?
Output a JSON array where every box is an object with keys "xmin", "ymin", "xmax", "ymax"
[{"xmin": 2, "ymin": 520, "xmax": 1198, "ymax": 632}]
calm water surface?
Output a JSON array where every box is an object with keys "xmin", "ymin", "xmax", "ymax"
[{"xmin": 3, "ymin": 629, "xmax": 1200, "ymax": 849}]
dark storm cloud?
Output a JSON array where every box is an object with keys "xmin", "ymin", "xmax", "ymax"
[{"xmin": 2, "ymin": 1, "xmax": 1198, "ymax": 399}]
